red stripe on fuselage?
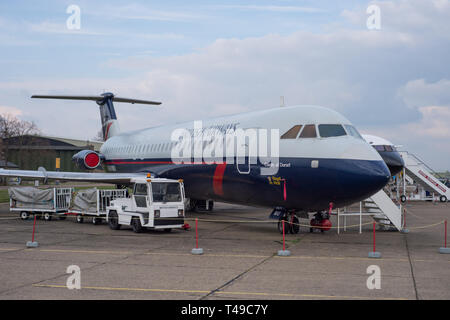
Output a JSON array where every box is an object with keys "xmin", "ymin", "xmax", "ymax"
[
  {"xmin": 213, "ymin": 163, "xmax": 227, "ymax": 196},
  {"xmin": 104, "ymin": 160, "xmax": 222, "ymax": 165}
]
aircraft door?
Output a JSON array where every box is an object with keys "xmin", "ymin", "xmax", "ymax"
[{"xmin": 236, "ymin": 138, "xmax": 251, "ymax": 174}]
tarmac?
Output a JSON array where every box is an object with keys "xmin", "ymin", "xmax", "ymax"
[{"xmin": 0, "ymin": 201, "xmax": 449, "ymax": 300}]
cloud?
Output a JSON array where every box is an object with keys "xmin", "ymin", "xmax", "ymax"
[
  {"xmin": 0, "ymin": 106, "xmax": 23, "ymax": 117},
  {"xmin": 362, "ymin": 105, "xmax": 450, "ymax": 170},
  {"xmin": 409, "ymin": 106, "xmax": 450, "ymax": 138},
  {"xmin": 397, "ymin": 79, "xmax": 450, "ymax": 109},
  {"xmin": 342, "ymin": 0, "xmax": 450, "ymax": 39},
  {"xmin": 216, "ymin": 5, "xmax": 323, "ymax": 13},
  {"xmin": 29, "ymin": 21, "xmax": 107, "ymax": 36},
  {"xmin": 87, "ymin": 3, "xmax": 205, "ymax": 22}
]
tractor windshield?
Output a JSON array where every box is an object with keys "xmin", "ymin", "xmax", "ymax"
[{"xmin": 152, "ymin": 182, "xmax": 182, "ymax": 203}]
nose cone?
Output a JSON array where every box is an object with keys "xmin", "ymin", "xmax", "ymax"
[
  {"xmin": 335, "ymin": 159, "xmax": 391, "ymax": 206},
  {"xmin": 365, "ymin": 160, "xmax": 392, "ymax": 191},
  {"xmin": 379, "ymin": 151, "xmax": 405, "ymax": 176}
]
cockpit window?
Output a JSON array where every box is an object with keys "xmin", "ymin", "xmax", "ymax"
[
  {"xmin": 344, "ymin": 125, "xmax": 364, "ymax": 140},
  {"xmin": 318, "ymin": 124, "xmax": 346, "ymax": 138},
  {"xmin": 373, "ymin": 145, "xmax": 396, "ymax": 152},
  {"xmin": 299, "ymin": 125, "xmax": 317, "ymax": 138},
  {"xmin": 281, "ymin": 125, "xmax": 302, "ymax": 139}
]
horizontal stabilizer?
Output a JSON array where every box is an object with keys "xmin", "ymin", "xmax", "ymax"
[{"xmin": 31, "ymin": 94, "xmax": 162, "ymax": 105}]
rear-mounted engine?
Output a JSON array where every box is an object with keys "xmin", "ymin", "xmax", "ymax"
[{"xmin": 72, "ymin": 150, "xmax": 104, "ymax": 170}]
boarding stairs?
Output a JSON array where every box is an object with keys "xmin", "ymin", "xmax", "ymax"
[
  {"xmin": 338, "ymin": 189, "xmax": 403, "ymax": 232},
  {"xmin": 363, "ymin": 190, "xmax": 403, "ymax": 231},
  {"xmin": 399, "ymin": 151, "xmax": 449, "ymax": 202}
]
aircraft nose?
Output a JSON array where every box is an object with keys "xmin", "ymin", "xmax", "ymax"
[
  {"xmin": 336, "ymin": 159, "xmax": 391, "ymax": 204},
  {"xmin": 367, "ymin": 160, "xmax": 391, "ymax": 188},
  {"xmin": 384, "ymin": 151, "xmax": 405, "ymax": 176}
]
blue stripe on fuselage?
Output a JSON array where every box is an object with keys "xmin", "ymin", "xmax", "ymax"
[{"xmin": 104, "ymin": 157, "xmax": 390, "ymax": 211}]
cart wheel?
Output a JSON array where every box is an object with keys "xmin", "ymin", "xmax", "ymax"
[
  {"xmin": 76, "ymin": 215, "xmax": 84, "ymax": 224},
  {"xmin": 20, "ymin": 211, "xmax": 29, "ymax": 221},
  {"xmin": 163, "ymin": 228, "xmax": 172, "ymax": 233},
  {"xmin": 108, "ymin": 211, "xmax": 120, "ymax": 230},
  {"xmin": 131, "ymin": 217, "xmax": 143, "ymax": 233},
  {"xmin": 310, "ymin": 227, "xmax": 313, "ymax": 233},
  {"xmin": 440, "ymin": 195, "xmax": 447, "ymax": 203},
  {"xmin": 43, "ymin": 213, "xmax": 52, "ymax": 221},
  {"xmin": 92, "ymin": 217, "xmax": 102, "ymax": 225}
]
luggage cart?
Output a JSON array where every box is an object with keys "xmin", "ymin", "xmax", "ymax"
[
  {"xmin": 68, "ymin": 188, "xmax": 128, "ymax": 225},
  {"xmin": 9, "ymin": 187, "xmax": 73, "ymax": 221}
]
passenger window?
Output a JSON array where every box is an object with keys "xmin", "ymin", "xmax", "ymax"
[
  {"xmin": 281, "ymin": 125, "xmax": 303, "ymax": 139},
  {"xmin": 299, "ymin": 125, "xmax": 317, "ymax": 138},
  {"xmin": 385, "ymin": 145, "xmax": 393, "ymax": 152},
  {"xmin": 318, "ymin": 124, "xmax": 346, "ymax": 138},
  {"xmin": 374, "ymin": 145, "xmax": 385, "ymax": 151}
]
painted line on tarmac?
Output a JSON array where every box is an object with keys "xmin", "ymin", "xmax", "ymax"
[
  {"xmin": 32, "ymin": 284, "xmax": 209, "ymax": 295},
  {"xmin": 31, "ymin": 284, "xmax": 408, "ymax": 300},
  {"xmin": 3, "ymin": 247, "xmax": 448, "ymax": 264},
  {"xmin": 273, "ymin": 255, "xmax": 421, "ymax": 263}
]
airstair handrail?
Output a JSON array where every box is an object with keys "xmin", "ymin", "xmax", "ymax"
[{"xmin": 401, "ymin": 151, "xmax": 445, "ymax": 180}]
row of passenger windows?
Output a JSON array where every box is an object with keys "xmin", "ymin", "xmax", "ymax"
[
  {"xmin": 280, "ymin": 124, "xmax": 363, "ymax": 140},
  {"xmin": 104, "ymin": 141, "xmax": 177, "ymax": 155}
]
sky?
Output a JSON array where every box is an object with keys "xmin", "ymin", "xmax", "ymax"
[{"xmin": 0, "ymin": 0, "xmax": 449, "ymax": 170}]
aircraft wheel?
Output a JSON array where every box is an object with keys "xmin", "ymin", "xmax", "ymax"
[
  {"xmin": 206, "ymin": 200, "xmax": 214, "ymax": 212},
  {"xmin": 20, "ymin": 211, "xmax": 30, "ymax": 221},
  {"xmin": 43, "ymin": 212, "xmax": 52, "ymax": 221},
  {"xmin": 440, "ymin": 195, "xmax": 447, "ymax": 203},
  {"xmin": 131, "ymin": 217, "xmax": 143, "ymax": 233},
  {"xmin": 108, "ymin": 211, "xmax": 120, "ymax": 230},
  {"xmin": 278, "ymin": 218, "xmax": 289, "ymax": 234},
  {"xmin": 400, "ymin": 195, "xmax": 407, "ymax": 203},
  {"xmin": 290, "ymin": 216, "xmax": 300, "ymax": 234}
]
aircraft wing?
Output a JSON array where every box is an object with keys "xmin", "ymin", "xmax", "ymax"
[{"xmin": 0, "ymin": 169, "xmax": 147, "ymax": 184}]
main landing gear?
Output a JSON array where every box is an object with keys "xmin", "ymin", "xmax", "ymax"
[
  {"xmin": 277, "ymin": 210, "xmax": 300, "ymax": 234},
  {"xmin": 186, "ymin": 199, "xmax": 214, "ymax": 212},
  {"xmin": 310, "ymin": 211, "xmax": 332, "ymax": 233}
]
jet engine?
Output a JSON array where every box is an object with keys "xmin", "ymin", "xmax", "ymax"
[{"xmin": 72, "ymin": 150, "xmax": 103, "ymax": 170}]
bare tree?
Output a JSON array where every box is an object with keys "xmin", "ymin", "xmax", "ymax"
[{"xmin": 0, "ymin": 113, "xmax": 41, "ymax": 167}]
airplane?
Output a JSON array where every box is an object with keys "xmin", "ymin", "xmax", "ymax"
[
  {"xmin": 362, "ymin": 134, "xmax": 405, "ymax": 176},
  {"xmin": 0, "ymin": 93, "xmax": 391, "ymax": 233}
]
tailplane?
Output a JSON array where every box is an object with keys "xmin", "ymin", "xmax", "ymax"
[{"xmin": 31, "ymin": 93, "xmax": 161, "ymax": 140}]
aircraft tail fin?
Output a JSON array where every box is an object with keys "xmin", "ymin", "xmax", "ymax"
[{"xmin": 31, "ymin": 93, "xmax": 161, "ymax": 140}]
